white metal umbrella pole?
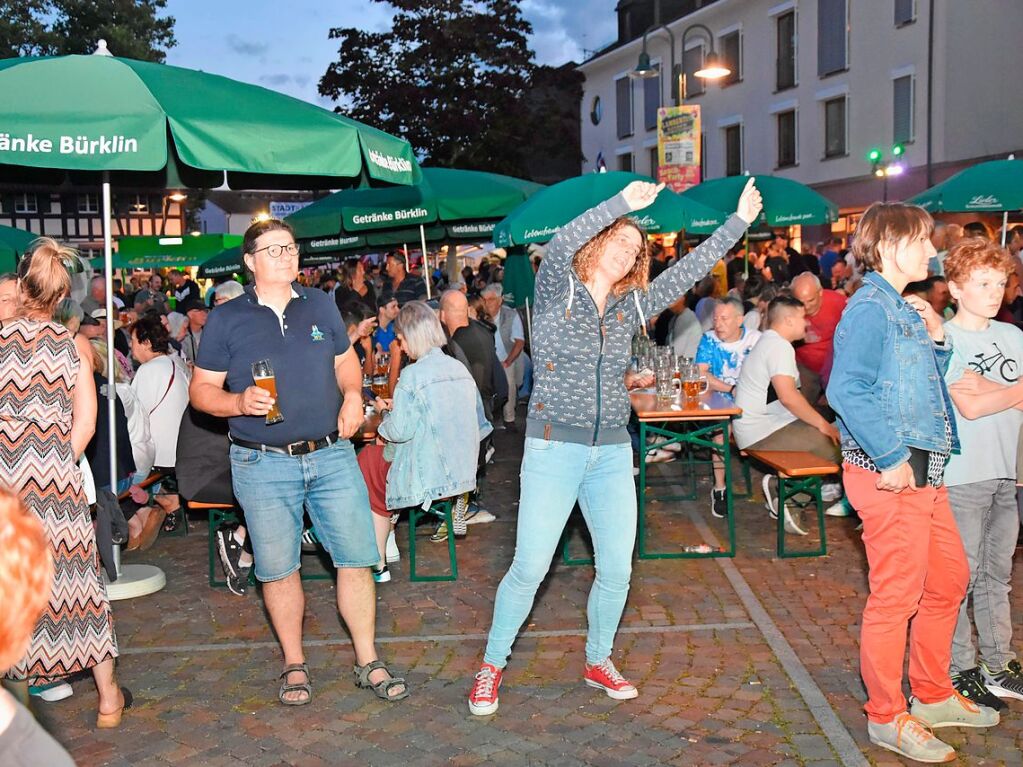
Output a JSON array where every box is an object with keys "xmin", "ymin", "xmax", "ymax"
[
  {"xmin": 524, "ymin": 296, "xmax": 532, "ymax": 348},
  {"xmin": 102, "ymin": 177, "xmax": 117, "ymax": 495},
  {"xmin": 419, "ymin": 224, "xmax": 431, "ymax": 299},
  {"xmin": 1002, "ymin": 210, "xmax": 1009, "ymax": 247},
  {"xmin": 100, "ymin": 174, "xmax": 166, "ymax": 600}
]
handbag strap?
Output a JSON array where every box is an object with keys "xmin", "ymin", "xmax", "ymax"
[{"xmin": 149, "ymin": 358, "xmax": 176, "ymax": 416}]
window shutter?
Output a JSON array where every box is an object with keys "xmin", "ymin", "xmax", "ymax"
[
  {"xmin": 683, "ymin": 46, "xmax": 705, "ymax": 97},
  {"xmin": 818, "ymin": 0, "xmax": 847, "ymax": 76},
  {"xmin": 893, "ymin": 76, "xmax": 913, "ymax": 144},
  {"xmin": 644, "ymin": 65, "xmax": 661, "ymax": 131},
  {"xmin": 894, "ymin": 0, "xmax": 915, "ymax": 25},
  {"xmin": 616, "ymin": 77, "xmax": 633, "ymax": 139}
]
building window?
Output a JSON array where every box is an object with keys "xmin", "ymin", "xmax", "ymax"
[
  {"xmin": 777, "ymin": 110, "xmax": 797, "ymax": 167},
  {"xmin": 78, "ymin": 193, "xmax": 100, "ymax": 214},
  {"xmin": 129, "ymin": 194, "xmax": 149, "ymax": 214},
  {"xmin": 643, "ymin": 64, "xmax": 661, "ymax": 132},
  {"xmin": 724, "ymin": 125, "xmax": 743, "ymax": 176},
  {"xmin": 776, "ymin": 11, "xmax": 797, "ymax": 91},
  {"xmin": 14, "ymin": 193, "xmax": 37, "ymax": 214},
  {"xmin": 818, "ymin": 0, "xmax": 848, "ymax": 77},
  {"xmin": 719, "ymin": 31, "xmax": 742, "ymax": 86},
  {"xmin": 616, "ymin": 77, "xmax": 633, "ymax": 140},
  {"xmin": 683, "ymin": 45, "xmax": 705, "ymax": 98},
  {"xmin": 617, "ymin": 153, "xmax": 633, "ymax": 172},
  {"xmin": 590, "ymin": 96, "xmax": 602, "ymax": 126},
  {"xmin": 894, "ymin": 0, "xmax": 915, "ymax": 25},
  {"xmin": 893, "ymin": 75, "xmax": 914, "ymax": 144},
  {"xmin": 649, "ymin": 147, "xmax": 660, "ymax": 177},
  {"xmin": 824, "ymin": 96, "xmax": 847, "ymax": 157}
]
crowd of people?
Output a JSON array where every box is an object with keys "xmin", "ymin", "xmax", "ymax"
[{"xmin": 2, "ymin": 176, "xmax": 1023, "ymax": 765}]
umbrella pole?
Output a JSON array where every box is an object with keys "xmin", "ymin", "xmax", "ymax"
[
  {"xmin": 102, "ymin": 177, "xmax": 117, "ymax": 500},
  {"xmin": 1002, "ymin": 211, "xmax": 1009, "ymax": 247},
  {"xmin": 524, "ymin": 296, "xmax": 532, "ymax": 348},
  {"xmin": 744, "ymin": 231, "xmax": 750, "ymax": 279},
  {"xmin": 419, "ymin": 224, "xmax": 431, "ymax": 300}
]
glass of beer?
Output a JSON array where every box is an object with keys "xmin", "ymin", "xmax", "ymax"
[
  {"xmin": 681, "ymin": 364, "xmax": 709, "ymax": 407},
  {"xmin": 251, "ymin": 359, "xmax": 284, "ymax": 425},
  {"xmin": 371, "ymin": 352, "xmax": 390, "ymax": 397}
]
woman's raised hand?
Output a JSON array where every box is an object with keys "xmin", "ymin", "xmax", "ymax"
[
  {"xmin": 621, "ymin": 181, "xmax": 665, "ymax": 212},
  {"xmin": 736, "ymin": 177, "xmax": 763, "ymax": 225}
]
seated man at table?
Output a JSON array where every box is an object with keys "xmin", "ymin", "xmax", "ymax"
[
  {"xmin": 733, "ymin": 296, "xmax": 845, "ymax": 534},
  {"xmin": 790, "ymin": 273, "xmax": 846, "ymax": 415},
  {"xmin": 695, "ymin": 296, "xmax": 761, "ymax": 517}
]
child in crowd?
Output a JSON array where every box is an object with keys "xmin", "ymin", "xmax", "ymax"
[{"xmin": 940, "ymin": 238, "xmax": 1023, "ymax": 708}]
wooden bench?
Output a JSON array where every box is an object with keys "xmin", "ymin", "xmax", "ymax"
[
  {"xmin": 742, "ymin": 450, "xmax": 839, "ymax": 558},
  {"xmin": 407, "ymin": 496, "xmax": 461, "ymax": 582}
]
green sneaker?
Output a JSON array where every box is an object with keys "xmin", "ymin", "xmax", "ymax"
[
  {"xmin": 910, "ymin": 692, "xmax": 1000, "ymax": 728},
  {"xmin": 867, "ymin": 713, "xmax": 955, "ymax": 763}
]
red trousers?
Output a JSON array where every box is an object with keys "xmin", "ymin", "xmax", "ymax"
[{"xmin": 843, "ymin": 463, "xmax": 969, "ymax": 723}]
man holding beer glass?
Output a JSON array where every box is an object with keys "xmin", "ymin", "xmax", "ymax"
[{"xmin": 190, "ymin": 219, "xmax": 408, "ymax": 706}]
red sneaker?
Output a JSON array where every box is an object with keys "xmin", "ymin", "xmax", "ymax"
[
  {"xmin": 468, "ymin": 663, "xmax": 503, "ymax": 715},
  {"xmin": 584, "ymin": 658, "xmax": 638, "ymax": 700}
]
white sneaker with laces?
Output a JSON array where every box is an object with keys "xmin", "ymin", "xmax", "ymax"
[
  {"xmin": 385, "ymin": 529, "xmax": 400, "ymax": 563},
  {"xmin": 825, "ymin": 499, "xmax": 852, "ymax": 517},
  {"xmin": 867, "ymin": 712, "xmax": 955, "ymax": 763},
  {"xmin": 821, "ymin": 481, "xmax": 843, "ymax": 502}
]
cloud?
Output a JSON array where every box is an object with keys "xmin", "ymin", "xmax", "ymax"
[
  {"xmin": 226, "ymin": 34, "xmax": 269, "ymax": 57},
  {"xmin": 521, "ymin": 0, "xmax": 618, "ymax": 65},
  {"xmin": 259, "ymin": 73, "xmax": 292, "ymax": 86}
]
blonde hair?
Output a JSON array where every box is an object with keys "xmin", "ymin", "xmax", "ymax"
[
  {"xmin": 90, "ymin": 339, "xmax": 128, "ymax": 383},
  {"xmin": 0, "ymin": 486, "xmax": 53, "ymax": 671},
  {"xmin": 17, "ymin": 237, "xmax": 76, "ymax": 316},
  {"xmin": 572, "ymin": 217, "xmax": 650, "ymax": 296}
]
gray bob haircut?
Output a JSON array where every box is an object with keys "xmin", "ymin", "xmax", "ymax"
[{"xmin": 395, "ymin": 300, "xmax": 448, "ymax": 361}]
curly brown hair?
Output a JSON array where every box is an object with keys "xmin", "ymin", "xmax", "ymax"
[
  {"xmin": 944, "ymin": 237, "xmax": 1014, "ymax": 285},
  {"xmin": 572, "ymin": 217, "xmax": 650, "ymax": 296}
]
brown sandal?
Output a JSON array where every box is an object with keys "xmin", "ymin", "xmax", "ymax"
[
  {"xmin": 278, "ymin": 663, "xmax": 311, "ymax": 706},
  {"xmin": 353, "ymin": 660, "xmax": 409, "ymax": 701}
]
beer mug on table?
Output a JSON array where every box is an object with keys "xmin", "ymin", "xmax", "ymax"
[
  {"xmin": 681, "ymin": 361, "xmax": 709, "ymax": 406},
  {"xmin": 654, "ymin": 351, "xmax": 677, "ymax": 400},
  {"xmin": 251, "ymin": 359, "xmax": 284, "ymax": 425}
]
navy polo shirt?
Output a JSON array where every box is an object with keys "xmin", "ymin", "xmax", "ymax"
[{"xmin": 196, "ymin": 282, "xmax": 351, "ymax": 446}]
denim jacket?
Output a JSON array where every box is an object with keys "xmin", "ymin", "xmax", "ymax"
[
  {"xmin": 827, "ymin": 270, "xmax": 959, "ymax": 471},
  {"xmin": 379, "ymin": 347, "xmax": 493, "ymax": 509}
]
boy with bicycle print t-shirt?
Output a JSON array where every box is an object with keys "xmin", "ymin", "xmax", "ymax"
[{"xmin": 942, "ymin": 239, "xmax": 1023, "ymax": 709}]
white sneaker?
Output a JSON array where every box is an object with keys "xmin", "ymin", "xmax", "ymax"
[
  {"xmin": 867, "ymin": 713, "xmax": 956, "ymax": 763},
  {"xmin": 29, "ymin": 681, "xmax": 74, "ymax": 702},
  {"xmin": 484, "ymin": 444, "xmax": 496, "ymax": 464},
  {"xmin": 825, "ymin": 499, "xmax": 852, "ymax": 517},
  {"xmin": 465, "ymin": 505, "xmax": 496, "ymax": 524},
  {"xmin": 821, "ymin": 481, "xmax": 843, "ymax": 502},
  {"xmin": 385, "ymin": 529, "xmax": 400, "ymax": 563},
  {"xmin": 781, "ymin": 506, "xmax": 807, "ymax": 536},
  {"xmin": 910, "ymin": 693, "xmax": 1000, "ymax": 729},
  {"xmin": 633, "ymin": 466, "xmax": 640, "ymax": 477}
]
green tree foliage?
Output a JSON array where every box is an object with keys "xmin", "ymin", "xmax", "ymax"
[
  {"xmin": 319, "ymin": 0, "xmax": 540, "ymax": 178},
  {"xmin": 0, "ymin": 0, "xmax": 175, "ymax": 62}
]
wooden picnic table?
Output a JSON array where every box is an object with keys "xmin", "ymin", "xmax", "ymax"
[{"xmin": 630, "ymin": 390, "xmax": 743, "ymax": 560}]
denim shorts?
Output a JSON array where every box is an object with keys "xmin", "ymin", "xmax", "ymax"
[{"xmin": 229, "ymin": 439, "xmax": 380, "ymax": 582}]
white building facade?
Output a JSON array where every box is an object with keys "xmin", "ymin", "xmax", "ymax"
[{"xmin": 578, "ymin": 0, "xmax": 1023, "ymax": 236}]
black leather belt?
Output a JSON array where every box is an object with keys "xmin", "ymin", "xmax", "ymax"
[{"xmin": 230, "ymin": 431, "xmax": 340, "ymax": 456}]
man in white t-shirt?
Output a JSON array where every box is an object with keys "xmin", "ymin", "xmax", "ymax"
[
  {"xmin": 695, "ymin": 296, "xmax": 761, "ymax": 516},
  {"xmin": 734, "ymin": 295, "xmax": 843, "ymax": 533}
]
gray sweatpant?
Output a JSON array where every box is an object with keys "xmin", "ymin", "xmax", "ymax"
[{"xmin": 946, "ymin": 479, "xmax": 1019, "ymax": 673}]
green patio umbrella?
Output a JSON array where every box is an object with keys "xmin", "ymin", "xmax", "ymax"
[
  {"xmin": 197, "ymin": 246, "xmax": 244, "ymax": 278},
  {"xmin": 0, "ymin": 43, "xmax": 420, "ymax": 512},
  {"xmin": 907, "ymin": 157, "xmax": 1023, "ymax": 244},
  {"xmin": 680, "ymin": 175, "xmax": 838, "ymax": 227},
  {"xmin": 492, "ymin": 171, "xmax": 727, "ymax": 247},
  {"xmin": 0, "ymin": 223, "xmax": 39, "ymax": 272},
  {"xmin": 114, "ymin": 233, "xmax": 242, "ymax": 269},
  {"xmin": 288, "ymin": 167, "xmax": 543, "ymax": 295},
  {"xmin": 501, "ymin": 246, "xmax": 535, "ymax": 309}
]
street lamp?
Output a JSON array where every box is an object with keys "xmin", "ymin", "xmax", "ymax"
[
  {"xmin": 868, "ymin": 145, "xmax": 905, "ymax": 201},
  {"xmin": 629, "ymin": 17, "xmax": 730, "ymax": 105}
]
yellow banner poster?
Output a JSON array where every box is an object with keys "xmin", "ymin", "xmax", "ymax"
[{"xmin": 657, "ymin": 105, "xmax": 701, "ymax": 193}]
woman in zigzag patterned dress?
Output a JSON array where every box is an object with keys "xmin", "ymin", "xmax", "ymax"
[{"xmin": 1, "ymin": 239, "xmax": 129, "ymax": 728}]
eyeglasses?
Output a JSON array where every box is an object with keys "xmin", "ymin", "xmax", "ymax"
[{"xmin": 251, "ymin": 243, "xmax": 299, "ymax": 259}]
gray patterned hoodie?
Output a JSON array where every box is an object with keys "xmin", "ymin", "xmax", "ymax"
[{"xmin": 525, "ymin": 193, "xmax": 748, "ymax": 446}]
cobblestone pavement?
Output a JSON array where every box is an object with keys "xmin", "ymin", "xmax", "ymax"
[{"xmin": 30, "ymin": 426, "xmax": 1023, "ymax": 766}]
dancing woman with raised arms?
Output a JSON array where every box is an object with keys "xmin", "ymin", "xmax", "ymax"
[{"xmin": 468, "ymin": 178, "xmax": 763, "ymax": 715}]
